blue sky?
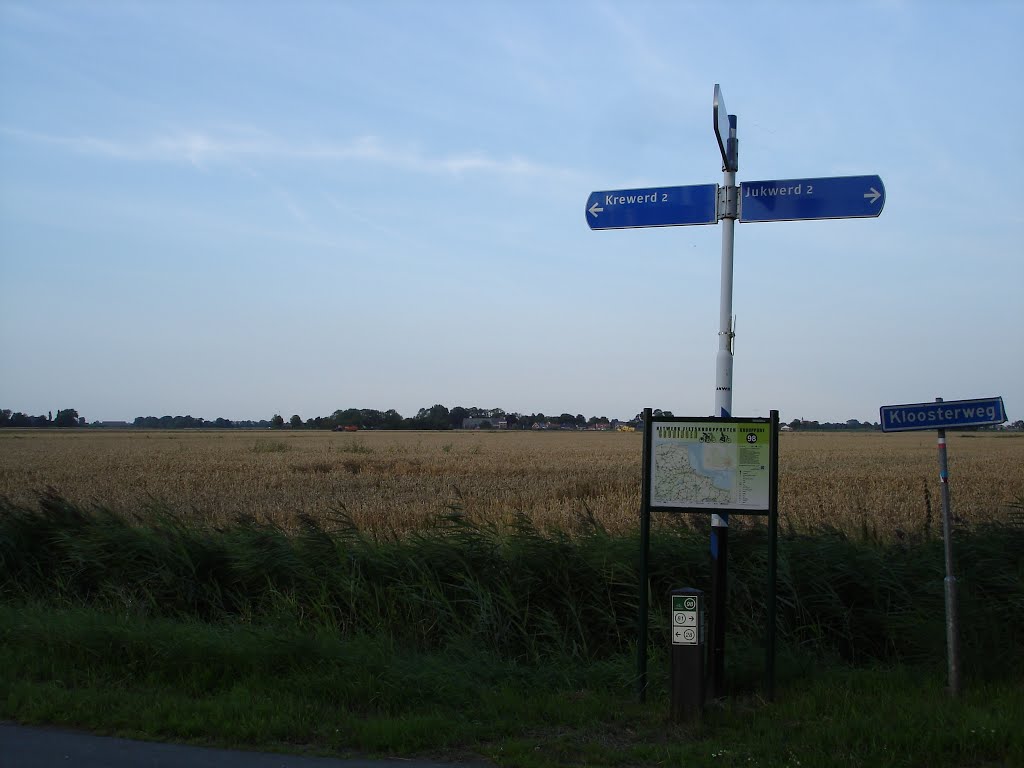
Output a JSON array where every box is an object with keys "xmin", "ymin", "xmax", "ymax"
[{"xmin": 1, "ymin": 0, "xmax": 1021, "ymax": 424}]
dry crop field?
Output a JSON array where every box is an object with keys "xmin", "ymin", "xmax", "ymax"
[{"xmin": 0, "ymin": 429, "xmax": 1021, "ymax": 538}]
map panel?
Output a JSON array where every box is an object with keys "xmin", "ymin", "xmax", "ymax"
[{"xmin": 650, "ymin": 420, "xmax": 771, "ymax": 511}]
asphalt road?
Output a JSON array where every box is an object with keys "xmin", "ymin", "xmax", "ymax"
[{"xmin": 0, "ymin": 722, "xmax": 492, "ymax": 768}]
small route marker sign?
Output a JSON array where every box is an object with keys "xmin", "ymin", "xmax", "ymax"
[{"xmin": 671, "ymin": 595, "xmax": 701, "ymax": 645}]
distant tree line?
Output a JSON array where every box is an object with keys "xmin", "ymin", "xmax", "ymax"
[
  {"xmin": 788, "ymin": 418, "xmax": 881, "ymax": 431},
  {"xmin": 130, "ymin": 415, "xmax": 272, "ymax": 430},
  {"xmin": 0, "ymin": 409, "xmax": 81, "ymax": 428},
  {"xmin": 4, "ymin": 406, "xmax": 1022, "ymax": 432},
  {"xmin": 288, "ymin": 405, "xmax": 619, "ymax": 431},
  {"xmin": 124, "ymin": 406, "xmax": 620, "ymax": 431}
]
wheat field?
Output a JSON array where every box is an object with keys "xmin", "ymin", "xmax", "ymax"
[{"xmin": 0, "ymin": 429, "xmax": 1021, "ymax": 538}]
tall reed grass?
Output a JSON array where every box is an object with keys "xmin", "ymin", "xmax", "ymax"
[{"xmin": 3, "ymin": 493, "xmax": 1021, "ymax": 671}]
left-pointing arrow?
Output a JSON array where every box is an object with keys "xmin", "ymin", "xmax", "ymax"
[{"xmin": 588, "ymin": 202, "xmax": 603, "ymax": 217}]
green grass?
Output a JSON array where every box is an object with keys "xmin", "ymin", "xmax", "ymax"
[
  {"xmin": 1, "ymin": 602, "xmax": 1021, "ymax": 767},
  {"xmin": 1, "ymin": 493, "xmax": 1023, "ymax": 765}
]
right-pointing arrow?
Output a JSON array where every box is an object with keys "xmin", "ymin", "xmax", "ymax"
[{"xmin": 864, "ymin": 187, "xmax": 881, "ymax": 204}]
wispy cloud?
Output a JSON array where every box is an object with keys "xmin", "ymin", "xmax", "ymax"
[{"xmin": 0, "ymin": 126, "xmax": 572, "ymax": 180}]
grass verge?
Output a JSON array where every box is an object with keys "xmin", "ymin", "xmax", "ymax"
[{"xmin": 1, "ymin": 601, "xmax": 1022, "ymax": 767}]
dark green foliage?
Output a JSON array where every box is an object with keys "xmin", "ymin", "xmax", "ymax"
[
  {"xmin": 4, "ymin": 601, "xmax": 1021, "ymax": 766},
  {"xmin": 2, "ymin": 493, "xmax": 1022, "ymax": 670}
]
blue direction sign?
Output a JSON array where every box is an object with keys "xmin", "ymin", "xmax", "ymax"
[
  {"xmin": 880, "ymin": 397, "xmax": 1006, "ymax": 432},
  {"xmin": 586, "ymin": 184, "xmax": 718, "ymax": 230},
  {"xmin": 739, "ymin": 175, "xmax": 885, "ymax": 223}
]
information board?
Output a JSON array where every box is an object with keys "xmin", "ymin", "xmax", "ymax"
[{"xmin": 649, "ymin": 418, "xmax": 772, "ymax": 513}]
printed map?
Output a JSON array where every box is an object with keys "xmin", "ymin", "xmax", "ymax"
[
  {"xmin": 650, "ymin": 421, "xmax": 771, "ymax": 511},
  {"xmin": 653, "ymin": 442, "xmax": 733, "ymax": 506}
]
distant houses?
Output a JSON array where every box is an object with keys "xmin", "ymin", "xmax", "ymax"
[
  {"xmin": 461, "ymin": 416, "xmax": 507, "ymax": 430},
  {"xmin": 460, "ymin": 416, "xmax": 628, "ymax": 431}
]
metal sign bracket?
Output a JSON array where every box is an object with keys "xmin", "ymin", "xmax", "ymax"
[{"xmin": 717, "ymin": 185, "xmax": 738, "ymax": 220}]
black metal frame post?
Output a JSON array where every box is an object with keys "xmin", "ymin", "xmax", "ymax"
[
  {"xmin": 637, "ymin": 407, "xmax": 654, "ymax": 702},
  {"xmin": 709, "ymin": 516, "xmax": 728, "ymax": 697},
  {"xmin": 766, "ymin": 409, "xmax": 779, "ymax": 701}
]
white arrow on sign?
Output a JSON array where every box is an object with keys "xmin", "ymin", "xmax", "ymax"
[
  {"xmin": 588, "ymin": 202, "xmax": 604, "ymax": 218},
  {"xmin": 863, "ymin": 187, "xmax": 881, "ymax": 204}
]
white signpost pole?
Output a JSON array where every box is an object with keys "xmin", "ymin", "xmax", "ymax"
[
  {"xmin": 710, "ymin": 87, "xmax": 738, "ymax": 697},
  {"xmin": 715, "ymin": 120, "xmax": 737, "ymax": 422}
]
